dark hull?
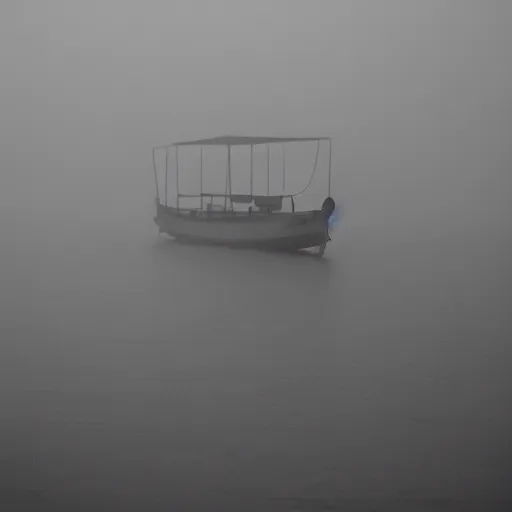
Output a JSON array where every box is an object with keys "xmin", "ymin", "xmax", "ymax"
[{"xmin": 154, "ymin": 206, "xmax": 329, "ymax": 253}]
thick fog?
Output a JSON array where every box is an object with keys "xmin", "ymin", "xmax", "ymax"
[
  {"xmin": 1, "ymin": 1, "xmax": 511, "ymax": 510},
  {"xmin": 2, "ymin": 1, "xmax": 510, "ymax": 224}
]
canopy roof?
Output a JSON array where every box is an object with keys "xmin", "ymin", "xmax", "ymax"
[{"xmin": 171, "ymin": 135, "xmax": 329, "ymax": 147}]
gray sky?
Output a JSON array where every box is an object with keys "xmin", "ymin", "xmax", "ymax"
[{"xmin": 1, "ymin": 0, "xmax": 510, "ymax": 231}]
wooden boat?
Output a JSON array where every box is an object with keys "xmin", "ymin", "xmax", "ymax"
[{"xmin": 151, "ymin": 136, "xmax": 336, "ymax": 256}]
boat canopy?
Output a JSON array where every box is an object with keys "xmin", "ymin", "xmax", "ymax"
[
  {"xmin": 151, "ymin": 134, "xmax": 332, "ymax": 206},
  {"xmin": 169, "ymin": 135, "xmax": 330, "ymax": 147}
]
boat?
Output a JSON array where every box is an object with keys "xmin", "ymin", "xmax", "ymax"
[{"xmin": 151, "ymin": 135, "xmax": 337, "ymax": 256}]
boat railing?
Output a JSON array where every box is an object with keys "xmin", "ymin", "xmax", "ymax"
[
  {"xmin": 177, "ymin": 192, "xmax": 291, "ymax": 200},
  {"xmin": 158, "ymin": 201, "xmax": 320, "ymax": 219},
  {"xmin": 175, "ymin": 193, "xmax": 293, "ymax": 213}
]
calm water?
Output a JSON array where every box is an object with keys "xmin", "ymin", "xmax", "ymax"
[{"xmin": 1, "ymin": 205, "xmax": 511, "ymax": 511}]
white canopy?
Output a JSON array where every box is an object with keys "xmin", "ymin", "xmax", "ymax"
[{"xmin": 170, "ymin": 135, "xmax": 329, "ymax": 147}]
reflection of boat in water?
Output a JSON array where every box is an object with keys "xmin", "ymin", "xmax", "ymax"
[{"xmin": 151, "ymin": 136, "xmax": 337, "ymax": 256}]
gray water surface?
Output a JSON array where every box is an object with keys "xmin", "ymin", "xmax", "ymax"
[{"xmin": 1, "ymin": 207, "xmax": 510, "ymax": 511}]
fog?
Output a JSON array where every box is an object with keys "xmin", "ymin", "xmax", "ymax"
[{"xmin": 1, "ymin": 1, "xmax": 511, "ymax": 510}]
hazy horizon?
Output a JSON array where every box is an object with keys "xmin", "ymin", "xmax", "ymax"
[{"xmin": 1, "ymin": 1, "xmax": 511, "ymax": 510}]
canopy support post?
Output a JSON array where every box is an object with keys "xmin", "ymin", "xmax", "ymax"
[
  {"xmin": 328, "ymin": 138, "xmax": 332, "ymax": 196},
  {"xmin": 200, "ymin": 147, "xmax": 203, "ymax": 210},
  {"xmin": 266, "ymin": 144, "xmax": 270, "ymax": 196},
  {"xmin": 228, "ymin": 145, "xmax": 232, "ymax": 209},
  {"xmin": 165, "ymin": 147, "xmax": 168, "ymax": 207},
  {"xmin": 281, "ymin": 144, "xmax": 286, "ymax": 193},
  {"xmin": 250, "ymin": 145, "xmax": 253, "ymax": 198},
  {"xmin": 152, "ymin": 149, "xmax": 160, "ymax": 203},
  {"xmin": 224, "ymin": 149, "xmax": 228, "ymax": 211},
  {"xmin": 175, "ymin": 146, "xmax": 180, "ymax": 210}
]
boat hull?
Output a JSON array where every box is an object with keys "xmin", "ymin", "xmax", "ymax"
[{"xmin": 154, "ymin": 206, "xmax": 328, "ymax": 252}]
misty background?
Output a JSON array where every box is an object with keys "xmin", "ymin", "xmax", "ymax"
[{"xmin": 1, "ymin": 1, "xmax": 511, "ymax": 510}]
